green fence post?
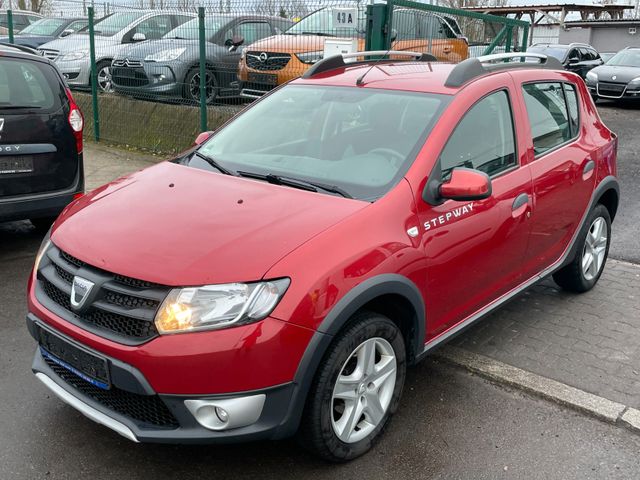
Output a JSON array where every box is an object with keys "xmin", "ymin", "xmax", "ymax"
[
  {"xmin": 198, "ymin": 7, "xmax": 207, "ymax": 133},
  {"xmin": 88, "ymin": 7, "xmax": 100, "ymax": 141},
  {"xmin": 365, "ymin": 3, "xmax": 387, "ymax": 51},
  {"xmin": 7, "ymin": 10, "xmax": 14, "ymax": 44},
  {"xmin": 482, "ymin": 26, "xmax": 507, "ymax": 55},
  {"xmin": 520, "ymin": 24, "xmax": 530, "ymax": 53},
  {"xmin": 504, "ymin": 26, "xmax": 513, "ymax": 53}
]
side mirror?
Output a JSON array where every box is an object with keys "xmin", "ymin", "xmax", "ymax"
[
  {"xmin": 194, "ymin": 131, "xmax": 214, "ymax": 145},
  {"xmin": 132, "ymin": 32, "xmax": 146, "ymax": 42},
  {"xmin": 60, "ymin": 29, "xmax": 74, "ymax": 37},
  {"xmin": 439, "ymin": 168, "xmax": 492, "ymax": 202},
  {"xmin": 226, "ymin": 35, "xmax": 245, "ymax": 51}
]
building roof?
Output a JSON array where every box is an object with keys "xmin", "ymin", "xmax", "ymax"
[{"xmin": 462, "ymin": 3, "xmax": 633, "ymax": 15}]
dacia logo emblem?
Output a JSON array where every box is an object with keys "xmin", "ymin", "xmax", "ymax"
[
  {"xmin": 70, "ymin": 276, "xmax": 95, "ymax": 310},
  {"xmin": 259, "ymin": 52, "xmax": 268, "ymax": 62}
]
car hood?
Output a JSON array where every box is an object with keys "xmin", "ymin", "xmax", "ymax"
[
  {"xmin": 592, "ymin": 64, "xmax": 640, "ymax": 83},
  {"xmin": 52, "ymin": 161, "xmax": 366, "ymax": 286},
  {"xmin": 116, "ymin": 38, "xmax": 199, "ymax": 60},
  {"xmin": 247, "ymin": 34, "xmax": 364, "ymax": 53},
  {"xmin": 39, "ymin": 34, "xmax": 117, "ymax": 53}
]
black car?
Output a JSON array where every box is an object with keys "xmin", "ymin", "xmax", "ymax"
[
  {"xmin": 0, "ymin": 44, "xmax": 84, "ymax": 230},
  {"xmin": 527, "ymin": 43, "xmax": 603, "ymax": 79},
  {"xmin": 585, "ymin": 47, "xmax": 640, "ymax": 101},
  {"xmin": 0, "ymin": 17, "xmax": 88, "ymax": 49},
  {"xmin": 111, "ymin": 15, "xmax": 292, "ymax": 103}
]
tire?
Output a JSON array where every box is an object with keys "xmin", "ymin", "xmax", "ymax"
[
  {"xmin": 94, "ymin": 60, "xmax": 113, "ymax": 93},
  {"xmin": 183, "ymin": 67, "xmax": 218, "ymax": 105},
  {"xmin": 30, "ymin": 216, "xmax": 58, "ymax": 232},
  {"xmin": 553, "ymin": 203, "xmax": 611, "ymax": 293},
  {"xmin": 298, "ymin": 311, "xmax": 406, "ymax": 462}
]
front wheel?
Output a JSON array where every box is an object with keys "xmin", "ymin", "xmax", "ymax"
[
  {"xmin": 184, "ymin": 68, "xmax": 218, "ymax": 104},
  {"xmin": 299, "ymin": 312, "xmax": 406, "ymax": 462},
  {"xmin": 95, "ymin": 60, "xmax": 113, "ymax": 93},
  {"xmin": 553, "ymin": 203, "xmax": 611, "ymax": 292}
]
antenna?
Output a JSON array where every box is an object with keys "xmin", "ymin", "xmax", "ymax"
[{"xmin": 356, "ymin": 47, "xmax": 394, "ymax": 86}]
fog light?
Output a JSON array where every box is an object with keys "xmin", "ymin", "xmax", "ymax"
[
  {"xmin": 184, "ymin": 394, "xmax": 265, "ymax": 431},
  {"xmin": 215, "ymin": 407, "xmax": 228, "ymax": 423}
]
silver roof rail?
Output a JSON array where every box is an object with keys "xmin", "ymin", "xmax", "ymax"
[
  {"xmin": 302, "ymin": 50, "xmax": 438, "ymax": 79},
  {"xmin": 445, "ymin": 53, "xmax": 563, "ymax": 88}
]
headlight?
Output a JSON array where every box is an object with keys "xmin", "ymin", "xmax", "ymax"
[
  {"xmin": 59, "ymin": 50, "xmax": 88, "ymax": 61},
  {"xmin": 585, "ymin": 71, "xmax": 598, "ymax": 82},
  {"xmin": 629, "ymin": 76, "xmax": 640, "ymax": 86},
  {"xmin": 34, "ymin": 237, "xmax": 52, "ymax": 272},
  {"xmin": 155, "ymin": 278, "xmax": 290, "ymax": 334},
  {"xmin": 295, "ymin": 50, "xmax": 324, "ymax": 65},
  {"xmin": 145, "ymin": 48, "xmax": 186, "ymax": 62}
]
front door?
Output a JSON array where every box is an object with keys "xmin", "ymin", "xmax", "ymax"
[{"xmin": 416, "ymin": 88, "xmax": 533, "ymax": 338}]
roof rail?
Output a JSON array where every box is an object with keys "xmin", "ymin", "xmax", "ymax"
[
  {"xmin": 302, "ymin": 50, "xmax": 438, "ymax": 79},
  {"xmin": 444, "ymin": 53, "xmax": 564, "ymax": 88},
  {"xmin": 0, "ymin": 42, "xmax": 39, "ymax": 56}
]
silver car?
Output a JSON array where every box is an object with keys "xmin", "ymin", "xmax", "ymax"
[{"xmin": 38, "ymin": 11, "xmax": 194, "ymax": 92}]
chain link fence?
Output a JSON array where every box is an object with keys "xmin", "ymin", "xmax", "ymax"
[{"xmin": 2, "ymin": 1, "xmax": 528, "ymax": 153}]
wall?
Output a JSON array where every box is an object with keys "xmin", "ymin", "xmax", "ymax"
[{"xmin": 560, "ymin": 25, "xmax": 640, "ymax": 52}]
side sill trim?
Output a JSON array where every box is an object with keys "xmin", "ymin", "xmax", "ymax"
[{"xmin": 35, "ymin": 372, "xmax": 139, "ymax": 443}]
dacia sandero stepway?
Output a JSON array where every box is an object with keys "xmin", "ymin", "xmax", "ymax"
[{"xmin": 28, "ymin": 50, "xmax": 619, "ymax": 462}]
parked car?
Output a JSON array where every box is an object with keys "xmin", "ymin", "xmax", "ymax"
[
  {"xmin": 237, "ymin": 6, "xmax": 468, "ymax": 98},
  {"xmin": 111, "ymin": 15, "xmax": 292, "ymax": 103},
  {"xmin": 527, "ymin": 42, "xmax": 603, "ymax": 79},
  {"xmin": 0, "ymin": 9, "xmax": 42, "ymax": 34},
  {"xmin": 27, "ymin": 51, "xmax": 618, "ymax": 461},
  {"xmin": 38, "ymin": 11, "xmax": 194, "ymax": 92},
  {"xmin": 0, "ymin": 17, "xmax": 87, "ymax": 49},
  {"xmin": 585, "ymin": 47, "xmax": 640, "ymax": 101},
  {"xmin": 0, "ymin": 44, "xmax": 84, "ymax": 229}
]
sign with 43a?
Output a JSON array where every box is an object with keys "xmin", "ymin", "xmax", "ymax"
[{"xmin": 332, "ymin": 8, "xmax": 358, "ymax": 29}]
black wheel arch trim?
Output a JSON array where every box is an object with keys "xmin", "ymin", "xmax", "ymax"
[{"xmin": 272, "ymin": 274, "xmax": 425, "ymax": 439}]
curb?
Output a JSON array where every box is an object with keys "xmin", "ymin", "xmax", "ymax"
[{"xmin": 435, "ymin": 346, "xmax": 640, "ymax": 434}]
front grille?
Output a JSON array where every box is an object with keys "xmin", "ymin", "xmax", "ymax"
[
  {"xmin": 111, "ymin": 66, "xmax": 149, "ymax": 88},
  {"xmin": 598, "ymin": 81, "xmax": 626, "ymax": 97},
  {"xmin": 36, "ymin": 245, "xmax": 169, "ymax": 344},
  {"xmin": 246, "ymin": 51, "xmax": 291, "ymax": 71},
  {"xmin": 38, "ymin": 48, "xmax": 59, "ymax": 61},
  {"xmin": 45, "ymin": 357, "xmax": 179, "ymax": 429},
  {"xmin": 112, "ymin": 59, "xmax": 143, "ymax": 68}
]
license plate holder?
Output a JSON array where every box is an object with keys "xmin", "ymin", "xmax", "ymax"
[
  {"xmin": 247, "ymin": 72, "xmax": 278, "ymax": 86},
  {"xmin": 37, "ymin": 325, "xmax": 111, "ymax": 390},
  {"xmin": 0, "ymin": 156, "xmax": 33, "ymax": 174}
]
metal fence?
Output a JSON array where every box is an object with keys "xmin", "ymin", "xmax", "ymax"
[{"xmin": 2, "ymin": 1, "xmax": 529, "ymax": 153}]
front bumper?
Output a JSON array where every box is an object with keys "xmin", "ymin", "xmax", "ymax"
[
  {"xmin": 111, "ymin": 60, "xmax": 187, "ymax": 98},
  {"xmin": 588, "ymin": 82, "xmax": 640, "ymax": 99},
  {"xmin": 55, "ymin": 58, "xmax": 91, "ymax": 88},
  {"xmin": 28, "ymin": 314, "xmax": 300, "ymax": 443}
]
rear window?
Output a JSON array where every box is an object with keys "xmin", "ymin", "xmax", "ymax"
[{"xmin": 0, "ymin": 58, "xmax": 63, "ymax": 112}]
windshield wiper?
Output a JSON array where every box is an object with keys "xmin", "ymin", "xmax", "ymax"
[
  {"xmin": 194, "ymin": 151, "xmax": 236, "ymax": 176},
  {"xmin": 0, "ymin": 105, "xmax": 42, "ymax": 109},
  {"xmin": 237, "ymin": 171, "xmax": 352, "ymax": 198},
  {"xmin": 301, "ymin": 31, "xmax": 333, "ymax": 36}
]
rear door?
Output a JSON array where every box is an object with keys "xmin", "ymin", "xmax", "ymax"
[{"xmin": 0, "ymin": 56, "xmax": 78, "ymax": 199}]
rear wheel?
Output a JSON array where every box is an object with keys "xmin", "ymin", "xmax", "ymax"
[
  {"xmin": 299, "ymin": 312, "xmax": 406, "ymax": 462},
  {"xmin": 553, "ymin": 204, "xmax": 611, "ymax": 292}
]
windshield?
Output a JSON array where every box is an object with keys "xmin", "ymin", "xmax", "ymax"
[
  {"xmin": 195, "ymin": 85, "xmax": 448, "ymax": 201},
  {"xmin": 286, "ymin": 7, "xmax": 366, "ymax": 37},
  {"xmin": 606, "ymin": 49, "xmax": 640, "ymax": 67},
  {"xmin": 20, "ymin": 18, "xmax": 67, "ymax": 35},
  {"xmin": 527, "ymin": 45, "xmax": 568, "ymax": 61},
  {"xmin": 79, "ymin": 12, "xmax": 145, "ymax": 37},
  {"xmin": 163, "ymin": 17, "xmax": 223, "ymax": 40}
]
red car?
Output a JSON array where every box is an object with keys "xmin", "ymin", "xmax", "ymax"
[{"xmin": 27, "ymin": 51, "xmax": 619, "ymax": 461}]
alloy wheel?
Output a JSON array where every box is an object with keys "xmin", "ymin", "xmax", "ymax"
[
  {"xmin": 331, "ymin": 337, "xmax": 397, "ymax": 444},
  {"xmin": 581, "ymin": 216, "xmax": 608, "ymax": 281},
  {"xmin": 97, "ymin": 66, "xmax": 113, "ymax": 93},
  {"xmin": 189, "ymin": 71, "xmax": 216, "ymax": 103}
]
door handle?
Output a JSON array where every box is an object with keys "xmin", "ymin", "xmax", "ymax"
[{"xmin": 512, "ymin": 193, "xmax": 529, "ymax": 211}]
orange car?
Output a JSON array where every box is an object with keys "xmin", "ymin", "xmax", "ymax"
[{"xmin": 238, "ymin": 6, "xmax": 469, "ymax": 97}]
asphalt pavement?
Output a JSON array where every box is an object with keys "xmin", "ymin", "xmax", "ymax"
[{"xmin": 1, "ymin": 103, "xmax": 640, "ymax": 479}]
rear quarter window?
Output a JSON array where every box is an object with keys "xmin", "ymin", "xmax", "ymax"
[{"xmin": 0, "ymin": 58, "xmax": 63, "ymax": 112}]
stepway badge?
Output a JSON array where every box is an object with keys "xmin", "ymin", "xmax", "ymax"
[{"xmin": 333, "ymin": 8, "xmax": 358, "ymax": 29}]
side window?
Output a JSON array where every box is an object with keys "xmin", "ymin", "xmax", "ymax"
[
  {"xmin": 173, "ymin": 15, "xmax": 193, "ymax": 28},
  {"xmin": 567, "ymin": 48, "xmax": 579, "ymax": 62},
  {"xmin": 392, "ymin": 11, "xmax": 418, "ymax": 40},
  {"xmin": 421, "ymin": 14, "xmax": 445, "ymax": 39},
  {"xmin": 66, "ymin": 20, "xmax": 88, "ymax": 33},
  {"xmin": 522, "ymin": 82, "xmax": 573, "ymax": 156},
  {"xmin": 234, "ymin": 22, "xmax": 272, "ymax": 45},
  {"xmin": 564, "ymin": 83, "xmax": 580, "ymax": 136},
  {"xmin": 134, "ymin": 15, "xmax": 173, "ymax": 40},
  {"xmin": 440, "ymin": 90, "xmax": 517, "ymax": 178},
  {"xmin": 579, "ymin": 48, "xmax": 593, "ymax": 61}
]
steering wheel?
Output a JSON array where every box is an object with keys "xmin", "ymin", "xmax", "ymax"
[{"xmin": 368, "ymin": 147, "xmax": 404, "ymax": 165}]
